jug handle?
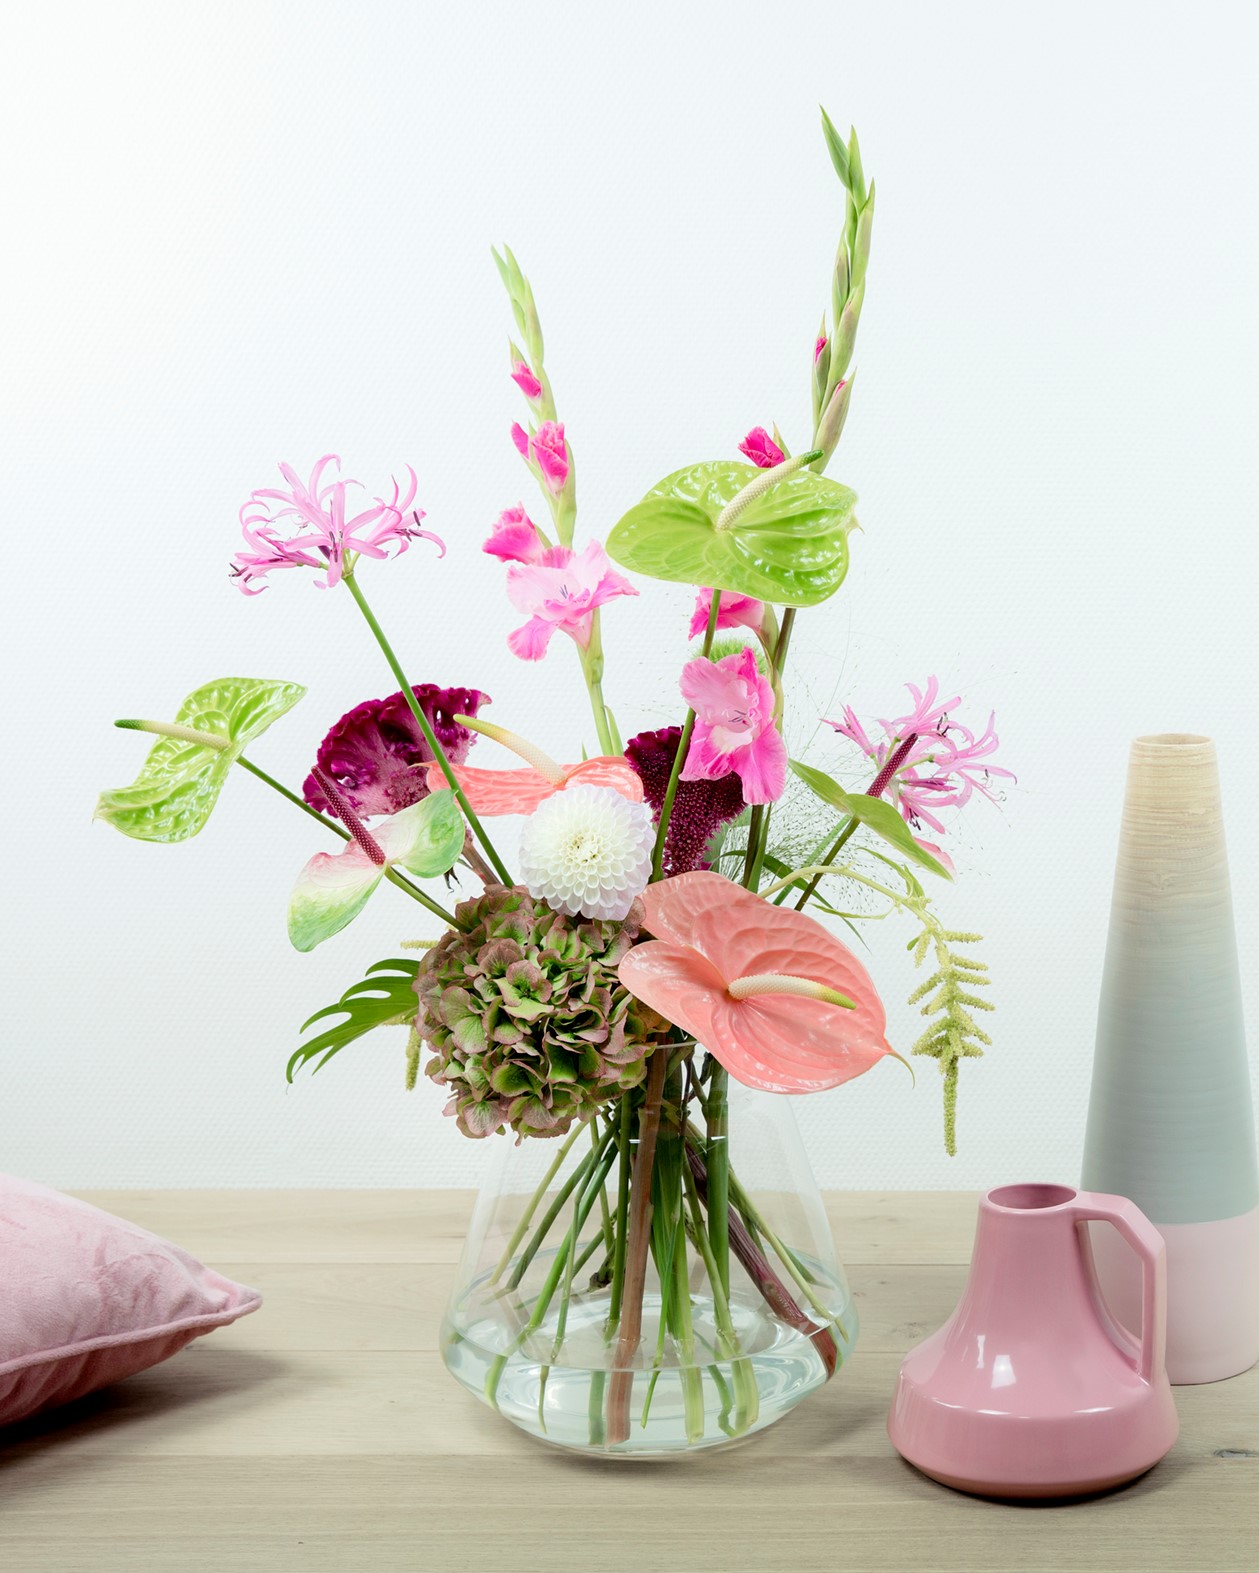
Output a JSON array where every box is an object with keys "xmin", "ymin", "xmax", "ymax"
[{"xmin": 1071, "ymin": 1191, "xmax": 1167, "ymax": 1384}]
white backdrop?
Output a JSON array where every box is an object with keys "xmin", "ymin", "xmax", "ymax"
[{"xmin": 4, "ymin": 0, "xmax": 1257, "ymax": 1190}]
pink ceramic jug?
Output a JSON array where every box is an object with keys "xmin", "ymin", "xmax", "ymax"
[{"xmin": 887, "ymin": 1184, "xmax": 1179, "ymax": 1499}]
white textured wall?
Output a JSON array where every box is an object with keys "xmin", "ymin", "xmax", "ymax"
[{"xmin": 5, "ymin": 0, "xmax": 1257, "ymax": 1189}]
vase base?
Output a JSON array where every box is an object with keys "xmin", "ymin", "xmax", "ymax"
[
  {"xmin": 901, "ymin": 1460, "xmax": 1156, "ymax": 1501},
  {"xmin": 442, "ymin": 1289, "xmax": 854, "ymax": 1457}
]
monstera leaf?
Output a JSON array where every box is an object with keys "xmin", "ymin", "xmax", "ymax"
[
  {"xmin": 96, "ymin": 677, "xmax": 306, "ymax": 842},
  {"xmin": 605, "ymin": 459, "xmax": 856, "ymax": 607},
  {"xmin": 789, "ymin": 760, "xmax": 952, "ymax": 879}
]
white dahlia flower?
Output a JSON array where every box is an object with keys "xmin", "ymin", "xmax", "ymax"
[{"xmin": 519, "ymin": 784, "xmax": 654, "ymax": 921}]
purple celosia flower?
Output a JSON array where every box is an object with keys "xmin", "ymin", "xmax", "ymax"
[
  {"xmin": 232, "ymin": 455, "xmax": 442, "ymax": 594},
  {"xmin": 624, "ymin": 726, "xmax": 745, "ymax": 877},
  {"xmin": 825, "ymin": 677, "xmax": 1014, "ymax": 835},
  {"xmin": 303, "ymin": 684, "xmax": 491, "ymax": 818},
  {"xmin": 737, "ymin": 427, "xmax": 786, "ymax": 469}
]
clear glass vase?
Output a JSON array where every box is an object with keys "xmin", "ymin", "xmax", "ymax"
[{"xmin": 441, "ymin": 1056, "xmax": 856, "ymax": 1456}]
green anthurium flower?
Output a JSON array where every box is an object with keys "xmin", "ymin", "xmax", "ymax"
[
  {"xmin": 605, "ymin": 456, "xmax": 855, "ymax": 608},
  {"xmin": 97, "ymin": 677, "xmax": 306, "ymax": 842},
  {"xmin": 288, "ymin": 789, "xmax": 465, "ymax": 952}
]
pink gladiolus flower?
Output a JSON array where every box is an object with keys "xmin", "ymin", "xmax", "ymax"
[
  {"xmin": 510, "ymin": 360, "xmax": 544, "ymax": 401},
  {"xmin": 688, "ymin": 589, "xmax": 766, "ymax": 641},
  {"xmin": 511, "ymin": 420, "xmax": 569, "ymax": 494},
  {"xmin": 825, "ymin": 677, "xmax": 1014, "ymax": 836},
  {"xmin": 232, "ymin": 455, "xmax": 441, "ymax": 593},
  {"xmin": 618, "ymin": 872, "xmax": 893, "ymax": 1093},
  {"xmin": 814, "ymin": 334, "xmax": 828, "ymax": 363},
  {"xmin": 483, "ymin": 505, "xmax": 546, "ymax": 565},
  {"xmin": 426, "ymin": 754, "xmax": 644, "ymax": 816},
  {"xmin": 737, "ymin": 427, "xmax": 786, "ymax": 469},
  {"xmin": 504, "ymin": 540, "xmax": 637, "ymax": 660},
  {"xmin": 679, "ymin": 646, "xmax": 787, "ymax": 805}
]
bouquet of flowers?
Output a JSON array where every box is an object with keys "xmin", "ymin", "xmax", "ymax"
[{"xmin": 97, "ymin": 111, "xmax": 1007, "ymax": 1455}]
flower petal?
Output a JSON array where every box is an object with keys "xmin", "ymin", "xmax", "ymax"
[
  {"xmin": 374, "ymin": 789, "xmax": 466, "ymax": 877},
  {"xmin": 288, "ymin": 844, "xmax": 384, "ymax": 952}
]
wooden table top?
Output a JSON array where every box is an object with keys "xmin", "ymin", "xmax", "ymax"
[{"xmin": 1, "ymin": 1190, "xmax": 1255, "ymax": 1571}]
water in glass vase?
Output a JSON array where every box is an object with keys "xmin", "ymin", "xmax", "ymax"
[{"xmin": 441, "ymin": 1066, "xmax": 857, "ymax": 1457}]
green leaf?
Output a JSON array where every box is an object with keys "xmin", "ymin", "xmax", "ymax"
[
  {"xmin": 788, "ymin": 760, "xmax": 952, "ymax": 880},
  {"xmin": 97, "ymin": 677, "xmax": 306, "ymax": 842},
  {"xmin": 288, "ymin": 958, "xmax": 421, "ymax": 1081},
  {"xmin": 606, "ymin": 460, "xmax": 854, "ymax": 608}
]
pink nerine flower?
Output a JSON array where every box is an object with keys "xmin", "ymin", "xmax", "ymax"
[
  {"xmin": 679, "ymin": 646, "xmax": 787, "ymax": 805},
  {"xmin": 483, "ymin": 505, "xmax": 546, "ymax": 564},
  {"xmin": 511, "ymin": 360, "xmax": 544, "ymax": 401},
  {"xmin": 512, "ymin": 420, "xmax": 569, "ymax": 494},
  {"xmin": 737, "ymin": 427, "xmax": 786, "ymax": 470},
  {"xmin": 688, "ymin": 588, "xmax": 766, "ymax": 641},
  {"xmin": 825, "ymin": 677, "xmax": 1014, "ymax": 835},
  {"xmin": 231, "ymin": 455, "xmax": 441, "ymax": 593},
  {"xmin": 505, "ymin": 540, "xmax": 637, "ymax": 659}
]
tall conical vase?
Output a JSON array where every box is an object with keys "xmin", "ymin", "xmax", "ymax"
[{"xmin": 1082, "ymin": 734, "xmax": 1259, "ymax": 1383}]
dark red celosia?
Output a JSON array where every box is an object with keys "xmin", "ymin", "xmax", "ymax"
[
  {"xmin": 303, "ymin": 685, "xmax": 490, "ymax": 818},
  {"xmin": 624, "ymin": 726, "xmax": 745, "ymax": 876}
]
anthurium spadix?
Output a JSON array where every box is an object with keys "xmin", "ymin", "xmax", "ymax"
[
  {"xmin": 97, "ymin": 677, "xmax": 307, "ymax": 841},
  {"xmin": 288, "ymin": 785, "xmax": 464, "ymax": 952},
  {"xmin": 605, "ymin": 454, "xmax": 856, "ymax": 608}
]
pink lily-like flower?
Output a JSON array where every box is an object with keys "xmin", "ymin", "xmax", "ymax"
[
  {"xmin": 618, "ymin": 871, "xmax": 893, "ymax": 1094},
  {"xmin": 679, "ymin": 646, "xmax": 787, "ymax": 805},
  {"xmin": 737, "ymin": 427, "xmax": 786, "ymax": 470},
  {"xmin": 231, "ymin": 456, "xmax": 442, "ymax": 593},
  {"xmin": 426, "ymin": 754, "xmax": 644, "ymax": 816},
  {"xmin": 814, "ymin": 334, "xmax": 828, "ymax": 363},
  {"xmin": 510, "ymin": 361, "xmax": 544, "ymax": 401},
  {"xmin": 688, "ymin": 588, "xmax": 766, "ymax": 641},
  {"xmin": 511, "ymin": 420, "xmax": 569, "ymax": 494},
  {"xmin": 483, "ymin": 505, "xmax": 546, "ymax": 565},
  {"xmin": 504, "ymin": 540, "xmax": 637, "ymax": 660},
  {"xmin": 825, "ymin": 677, "xmax": 1014, "ymax": 836}
]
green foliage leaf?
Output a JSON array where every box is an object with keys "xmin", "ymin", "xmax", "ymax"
[
  {"xmin": 97, "ymin": 677, "xmax": 306, "ymax": 842},
  {"xmin": 288, "ymin": 958, "xmax": 421, "ymax": 1081},
  {"xmin": 788, "ymin": 760, "xmax": 952, "ymax": 880},
  {"xmin": 606, "ymin": 460, "xmax": 855, "ymax": 607},
  {"xmin": 388, "ymin": 790, "xmax": 465, "ymax": 879}
]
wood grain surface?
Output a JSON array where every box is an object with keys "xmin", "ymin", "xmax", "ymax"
[{"xmin": 1, "ymin": 1191, "xmax": 1254, "ymax": 1572}]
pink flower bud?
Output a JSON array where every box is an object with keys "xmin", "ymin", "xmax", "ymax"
[
  {"xmin": 737, "ymin": 427, "xmax": 786, "ymax": 470},
  {"xmin": 511, "ymin": 360, "xmax": 544, "ymax": 401},
  {"xmin": 814, "ymin": 334, "xmax": 828, "ymax": 363},
  {"xmin": 512, "ymin": 420, "xmax": 569, "ymax": 494},
  {"xmin": 483, "ymin": 505, "xmax": 546, "ymax": 564}
]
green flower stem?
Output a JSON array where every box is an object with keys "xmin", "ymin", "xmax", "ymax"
[
  {"xmin": 667, "ymin": 1214, "xmax": 705, "ymax": 1443},
  {"xmin": 487, "ymin": 1120, "xmax": 587, "ymax": 1287},
  {"xmin": 682, "ymin": 1161, "xmax": 759, "ymax": 1434},
  {"xmin": 579, "ymin": 613, "xmax": 619, "ymax": 756},
  {"xmin": 605, "ymin": 1094, "xmax": 633, "ymax": 1334},
  {"xmin": 233, "ymin": 753, "xmax": 460, "ymax": 928},
  {"xmin": 790, "ymin": 818, "xmax": 859, "ymax": 911},
  {"xmin": 504, "ymin": 1125, "xmax": 615, "ymax": 1293},
  {"xmin": 722, "ymin": 1161, "xmax": 845, "ymax": 1338},
  {"xmin": 705, "ymin": 1065, "xmax": 731, "ymax": 1299},
  {"xmin": 650, "ymin": 591, "xmax": 722, "ymax": 880},
  {"xmin": 591, "ymin": 1119, "xmax": 615, "ymax": 1262},
  {"xmin": 606, "ymin": 1049, "xmax": 669, "ymax": 1445},
  {"xmin": 343, "ymin": 571, "xmax": 512, "ymax": 886}
]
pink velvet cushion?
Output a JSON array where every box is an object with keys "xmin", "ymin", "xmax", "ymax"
[{"xmin": 1, "ymin": 1174, "xmax": 262, "ymax": 1426}]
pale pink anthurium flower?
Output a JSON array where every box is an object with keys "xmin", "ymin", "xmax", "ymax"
[
  {"xmin": 427, "ymin": 754, "xmax": 644, "ymax": 817},
  {"xmin": 688, "ymin": 588, "xmax": 766, "ymax": 641},
  {"xmin": 737, "ymin": 427, "xmax": 786, "ymax": 469},
  {"xmin": 511, "ymin": 420, "xmax": 569, "ymax": 494},
  {"xmin": 231, "ymin": 456, "xmax": 440, "ymax": 594},
  {"xmin": 510, "ymin": 361, "xmax": 544, "ymax": 401},
  {"xmin": 504, "ymin": 540, "xmax": 637, "ymax": 660},
  {"xmin": 483, "ymin": 505, "xmax": 546, "ymax": 565},
  {"xmin": 679, "ymin": 646, "xmax": 787, "ymax": 805},
  {"xmin": 618, "ymin": 871, "xmax": 893, "ymax": 1093}
]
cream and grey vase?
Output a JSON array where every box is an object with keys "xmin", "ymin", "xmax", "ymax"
[{"xmin": 1082, "ymin": 734, "xmax": 1259, "ymax": 1383}]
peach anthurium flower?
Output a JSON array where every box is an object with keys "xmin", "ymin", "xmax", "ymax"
[
  {"xmin": 423, "ymin": 716, "xmax": 643, "ymax": 816},
  {"xmin": 618, "ymin": 871, "xmax": 893, "ymax": 1093}
]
